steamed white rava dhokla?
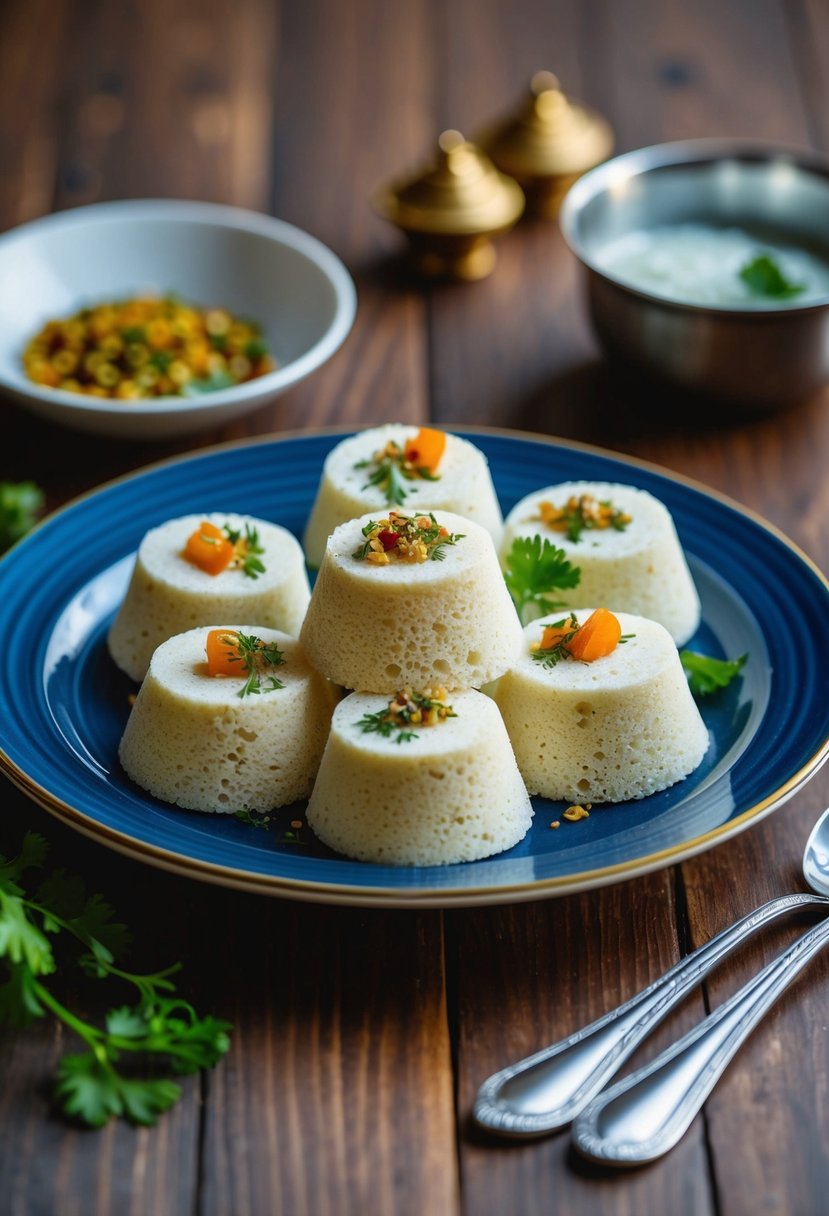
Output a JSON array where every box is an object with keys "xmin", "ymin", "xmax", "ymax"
[
  {"xmin": 306, "ymin": 689, "xmax": 533, "ymax": 865},
  {"xmin": 108, "ymin": 513, "xmax": 311, "ymax": 682},
  {"xmin": 303, "ymin": 425, "xmax": 504, "ymax": 567},
  {"xmin": 300, "ymin": 509, "xmax": 522, "ymax": 692},
  {"xmin": 119, "ymin": 626, "xmax": 337, "ymax": 813},
  {"xmin": 494, "ymin": 609, "xmax": 709, "ymax": 802},
  {"xmin": 501, "ymin": 482, "xmax": 701, "ymax": 645}
]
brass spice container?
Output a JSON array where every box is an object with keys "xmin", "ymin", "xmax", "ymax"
[
  {"xmin": 373, "ymin": 130, "xmax": 525, "ymax": 281},
  {"xmin": 478, "ymin": 71, "xmax": 614, "ymax": 218}
]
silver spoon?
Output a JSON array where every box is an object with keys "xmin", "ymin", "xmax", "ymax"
[
  {"xmin": 573, "ymin": 806, "xmax": 829, "ymax": 1164},
  {"xmin": 474, "ymin": 806, "xmax": 829, "ymax": 1139}
]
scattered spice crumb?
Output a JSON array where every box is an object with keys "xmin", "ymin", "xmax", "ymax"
[
  {"xmin": 549, "ymin": 820, "xmax": 561, "ymax": 829},
  {"xmin": 563, "ymin": 805, "xmax": 590, "ymax": 822},
  {"xmin": 290, "ymin": 819, "xmax": 303, "ymax": 829}
]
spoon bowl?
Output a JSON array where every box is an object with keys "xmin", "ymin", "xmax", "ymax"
[{"xmin": 474, "ymin": 806, "xmax": 829, "ymax": 1138}]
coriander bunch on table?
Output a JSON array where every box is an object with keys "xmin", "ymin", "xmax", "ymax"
[{"xmin": 0, "ymin": 832, "xmax": 231, "ymax": 1128}]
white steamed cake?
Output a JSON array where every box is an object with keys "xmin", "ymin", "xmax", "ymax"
[
  {"xmin": 306, "ymin": 690, "xmax": 533, "ymax": 865},
  {"xmin": 501, "ymin": 481, "xmax": 701, "ymax": 645},
  {"xmin": 299, "ymin": 510, "xmax": 522, "ymax": 692},
  {"xmin": 303, "ymin": 425, "xmax": 504, "ymax": 566},
  {"xmin": 494, "ymin": 609, "xmax": 709, "ymax": 802},
  {"xmin": 119, "ymin": 626, "xmax": 336, "ymax": 812},
  {"xmin": 108, "ymin": 512, "xmax": 311, "ymax": 681}
]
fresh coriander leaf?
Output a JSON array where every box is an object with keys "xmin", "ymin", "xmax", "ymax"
[
  {"xmin": 0, "ymin": 889, "xmax": 55, "ymax": 974},
  {"xmin": 0, "ymin": 829, "xmax": 231, "ymax": 1129},
  {"xmin": 0, "ymin": 963, "xmax": 45, "ymax": 1027},
  {"xmin": 680, "ymin": 650, "xmax": 747, "ymax": 696},
  {"xmin": 55, "ymin": 1053, "xmax": 181, "ymax": 1128},
  {"xmin": 105, "ymin": 1005, "xmax": 149, "ymax": 1039},
  {"xmin": 33, "ymin": 874, "xmax": 131, "ymax": 969},
  {"xmin": 503, "ymin": 535, "xmax": 581, "ymax": 624},
  {"xmin": 739, "ymin": 254, "xmax": 804, "ymax": 300},
  {"xmin": 0, "ymin": 832, "xmax": 48, "ymax": 889},
  {"xmin": 0, "ymin": 482, "xmax": 44, "ymax": 553}
]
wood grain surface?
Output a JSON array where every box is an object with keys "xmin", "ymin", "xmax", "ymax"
[{"xmin": 1, "ymin": 1, "xmax": 827, "ymax": 1214}]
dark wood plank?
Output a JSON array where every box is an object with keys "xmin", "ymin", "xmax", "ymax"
[
  {"xmin": 201, "ymin": 903, "xmax": 458, "ymax": 1216},
  {"xmin": 451, "ymin": 878, "xmax": 715, "ymax": 1216},
  {"xmin": 0, "ymin": 791, "xmax": 203, "ymax": 1216},
  {"xmin": 0, "ymin": 0, "xmax": 67, "ymax": 228}
]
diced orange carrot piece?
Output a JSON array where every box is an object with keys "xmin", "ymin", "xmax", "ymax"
[
  {"xmin": 405, "ymin": 426, "xmax": 446, "ymax": 472},
  {"xmin": 540, "ymin": 622, "xmax": 573, "ymax": 650},
  {"xmin": 206, "ymin": 629, "xmax": 243, "ymax": 676},
  {"xmin": 567, "ymin": 608, "xmax": 622, "ymax": 662},
  {"xmin": 184, "ymin": 521, "xmax": 234, "ymax": 575}
]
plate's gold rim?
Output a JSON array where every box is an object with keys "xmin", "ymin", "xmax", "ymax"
[{"xmin": 2, "ymin": 424, "xmax": 828, "ymax": 907}]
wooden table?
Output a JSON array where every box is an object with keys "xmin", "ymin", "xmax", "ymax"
[{"xmin": 2, "ymin": 1, "xmax": 828, "ymax": 1212}]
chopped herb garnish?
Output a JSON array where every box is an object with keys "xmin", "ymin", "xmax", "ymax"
[
  {"xmin": 355, "ymin": 437, "xmax": 442, "ymax": 507},
  {"xmin": 503, "ymin": 535, "xmax": 581, "ymax": 624},
  {"xmin": 233, "ymin": 806, "xmax": 271, "ymax": 829},
  {"xmin": 739, "ymin": 254, "xmax": 804, "ymax": 300},
  {"xmin": 357, "ymin": 687, "xmax": 457, "ymax": 743},
  {"xmin": 233, "ymin": 808, "xmax": 306, "ymax": 847},
  {"xmin": 0, "ymin": 831, "xmax": 230, "ymax": 1128},
  {"xmin": 223, "ymin": 522, "xmax": 266, "ymax": 578},
  {"xmin": 535, "ymin": 493, "xmax": 632, "ymax": 543},
  {"xmin": 218, "ymin": 630, "xmax": 286, "ymax": 698},
  {"xmin": 680, "ymin": 650, "xmax": 747, "ymax": 696},
  {"xmin": 352, "ymin": 511, "xmax": 463, "ymax": 564},
  {"xmin": 531, "ymin": 608, "xmax": 632, "ymax": 667},
  {"xmin": 530, "ymin": 613, "xmax": 582, "ymax": 668},
  {"xmin": 0, "ymin": 481, "xmax": 44, "ymax": 553}
]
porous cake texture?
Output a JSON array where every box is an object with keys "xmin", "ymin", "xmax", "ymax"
[
  {"xmin": 108, "ymin": 513, "xmax": 311, "ymax": 681},
  {"xmin": 299, "ymin": 511, "xmax": 523, "ymax": 692},
  {"xmin": 494, "ymin": 609, "xmax": 709, "ymax": 802},
  {"xmin": 303, "ymin": 425, "xmax": 504, "ymax": 566},
  {"xmin": 306, "ymin": 690, "xmax": 533, "ymax": 865},
  {"xmin": 118, "ymin": 626, "xmax": 337, "ymax": 813},
  {"xmin": 501, "ymin": 481, "xmax": 701, "ymax": 645}
]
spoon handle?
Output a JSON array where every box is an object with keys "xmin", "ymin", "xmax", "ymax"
[
  {"xmin": 572, "ymin": 913, "xmax": 829, "ymax": 1164},
  {"xmin": 473, "ymin": 893, "xmax": 829, "ymax": 1137}
]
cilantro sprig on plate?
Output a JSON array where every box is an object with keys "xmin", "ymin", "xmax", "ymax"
[
  {"xmin": 503, "ymin": 535, "xmax": 581, "ymax": 625},
  {"xmin": 0, "ymin": 833, "xmax": 231, "ymax": 1128},
  {"xmin": 680, "ymin": 650, "xmax": 747, "ymax": 696}
]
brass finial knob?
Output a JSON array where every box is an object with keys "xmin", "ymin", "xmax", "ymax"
[
  {"xmin": 372, "ymin": 130, "xmax": 525, "ymax": 280},
  {"xmin": 478, "ymin": 72, "xmax": 614, "ymax": 218}
]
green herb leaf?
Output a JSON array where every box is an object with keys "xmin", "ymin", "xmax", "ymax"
[
  {"xmin": 0, "ymin": 831, "xmax": 231, "ymax": 1128},
  {"xmin": 680, "ymin": 650, "xmax": 747, "ymax": 696},
  {"xmin": 503, "ymin": 536, "xmax": 581, "ymax": 624},
  {"xmin": 55, "ymin": 1053, "xmax": 182, "ymax": 1128},
  {"xmin": 739, "ymin": 254, "xmax": 804, "ymax": 300},
  {"xmin": 0, "ymin": 482, "xmax": 44, "ymax": 553}
]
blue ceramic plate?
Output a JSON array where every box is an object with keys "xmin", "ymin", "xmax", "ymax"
[{"xmin": 1, "ymin": 429, "xmax": 827, "ymax": 907}]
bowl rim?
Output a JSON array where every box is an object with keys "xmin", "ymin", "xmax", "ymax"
[
  {"xmin": 559, "ymin": 137, "xmax": 829, "ymax": 316},
  {"xmin": 0, "ymin": 198, "xmax": 357, "ymax": 416}
]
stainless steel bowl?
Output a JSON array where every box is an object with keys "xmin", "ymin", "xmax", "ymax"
[{"xmin": 560, "ymin": 140, "xmax": 829, "ymax": 410}]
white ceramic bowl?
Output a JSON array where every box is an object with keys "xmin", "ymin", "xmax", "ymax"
[{"xmin": 0, "ymin": 200, "xmax": 357, "ymax": 439}]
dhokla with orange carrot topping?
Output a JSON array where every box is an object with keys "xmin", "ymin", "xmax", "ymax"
[
  {"xmin": 119, "ymin": 626, "xmax": 337, "ymax": 813},
  {"xmin": 108, "ymin": 513, "xmax": 310, "ymax": 682},
  {"xmin": 300, "ymin": 509, "xmax": 522, "ymax": 693},
  {"xmin": 303, "ymin": 425, "xmax": 504, "ymax": 567},
  {"xmin": 494, "ymin": 608, "xmax": 709, "ymax": 802},
  {"xmin": 306, "ymin": 688, "xmax": 532, "ymax": 865},
  {"xmin": 500, "ymin": 482, "xmax": 701, "ymax": 645}
]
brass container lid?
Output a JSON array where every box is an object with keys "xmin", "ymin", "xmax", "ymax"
[
  {"xmin": 373, "ymin": 130, "xmax": 525, "ymax": 237},
  {"xmin": 479, "ymin": 71, "xmax": 614, "ymax": 183}
]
